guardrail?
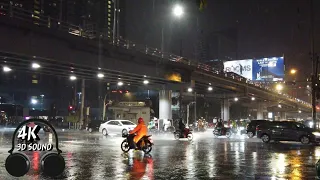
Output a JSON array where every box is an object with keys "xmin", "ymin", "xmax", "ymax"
[{"xmin": 0, "ymin": 2, "xmax": 312, "ymax": 108}]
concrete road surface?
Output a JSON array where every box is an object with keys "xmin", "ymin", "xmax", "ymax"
[{"xmin": 0, "ymin": 129, "xmax": 318, "ymax": 179}]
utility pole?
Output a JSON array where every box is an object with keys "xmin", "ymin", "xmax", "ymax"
[
  {"xmin": 310, "ymin": 0, "xmax": 318, "ymax": 129},
  {"xmin": 80, "ymin": 79, "xmax": 85, "ymax": 129}
]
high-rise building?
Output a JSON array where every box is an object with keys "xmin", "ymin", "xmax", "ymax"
[
  {"xmin": 195, "ymin": 29, "xmax": 209, "ymax": 62},
  {"xmin": 8, "ymin": 0, "xmax": 123, "ymax": 39},
  {"xmin": 63, "ymin": 0, "xmax": 122, "ymax": 39},
  {"xmin": 43, "ymin": 0, "xmax": 61, "ymax": 20}
]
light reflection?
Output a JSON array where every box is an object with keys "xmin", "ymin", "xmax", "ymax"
[
  {"xmin": 240, "ymin": 142, "xmax": 245, "ymax": 152},
  {"xmin": 66, "ymin": 152, "xmax": 76, "ymax": 176},
  {"xmin": 31, "ymin": 151, "xmax": 40, "ymax": 180},
  {"xmin": 252, "ymin": 152, "xmax": 257, "ymax": 170},
  {"xmin": 32, "ymin": 151, "xmax": 40, "ymax": 171},
  {"xmin": 224, "ymin": 142, "xmax": 228, "ymax": 161},
  {"xmin": 288, "ymin": 153, "xmax": 302, "ymax": 179},
  {"xmin": 207, "ymin": 148, "xmax": 216, "ymax": 177},
  {"xmin": 270, "ymin": 153, "xmax": 286, "ymax": 177},
  {"xmin": 145, "ymin": 156, "xmax": 154, "ymax": 180},
  {"xmin": 185, "ymin": 142, "xmax": 195, "ymax": 178}
]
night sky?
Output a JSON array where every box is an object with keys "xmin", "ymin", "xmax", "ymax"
[{"xmin": 123, "ymin": 0, "xmax": 320, "ymax": 81}]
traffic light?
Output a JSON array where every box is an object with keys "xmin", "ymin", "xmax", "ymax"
[{"xmin": 68, "ymin": 105, "xmax": 75, "ymax": 115}]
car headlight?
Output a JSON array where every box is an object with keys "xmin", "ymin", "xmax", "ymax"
[{"xmin": 312, "ymin": 132, "xmax": 320, "ymax": 136}]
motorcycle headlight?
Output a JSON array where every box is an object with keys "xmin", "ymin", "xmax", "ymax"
[{"xmin": 312, "ymin": 132, "xmax": 320, "ymax": 136}]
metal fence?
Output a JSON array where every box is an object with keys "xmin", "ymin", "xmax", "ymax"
[{"xmin": 0, "ymin": 2, "xmax": 311, "ymax": 108}]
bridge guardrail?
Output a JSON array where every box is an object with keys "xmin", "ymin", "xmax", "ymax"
[{"xmin": 0, "ymin": 2, "xmax": 311, "ymax": 108}]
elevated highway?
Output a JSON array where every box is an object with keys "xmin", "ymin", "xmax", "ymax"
[{"xmin": 0, "ymin": 2, "xmax": 312, "ymax": 114}]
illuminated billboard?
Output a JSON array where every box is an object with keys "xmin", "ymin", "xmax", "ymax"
[
  {"xmin": 224, "ymin": 57, "xmax": 284, "ymax": 82},
  {"xmin": 224, "ymin": 59, "xmax": 253, "ymax": 80}
]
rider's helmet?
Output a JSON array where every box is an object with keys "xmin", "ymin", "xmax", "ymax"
[{"xmin": 138, "ymin": 117, "xmax": 144, "ymax": 124}]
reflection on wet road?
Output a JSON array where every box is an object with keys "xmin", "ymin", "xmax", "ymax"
[{"xmin": 0, "ymin": 129, "xmax": 318, "ymax": 179}]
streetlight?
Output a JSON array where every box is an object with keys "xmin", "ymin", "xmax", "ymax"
[
  {"xmin": 31, "ymin": 99, "xmax": 38, "ymax": 105},
  {"xmin": 32, "ymin": 63, "xmax": 41, "ymax": 69},
  {"xmin": 275, "ymin": 84, "xmax": 283, "ymax": 91},
  {"xmin": 143, "ymin": 80, "xmax": 149, "ymax": 84},
  {"xmin": 234, "ymin": 97, "xmax": 238, "ymax": 102},
  {"xmin": 70, "ymin": 75, "xmax": 77, "ymax": 80},
  {"xmin": 251, "ymin": 97, "xmax": 255, "ymax": 101},
  {"xmin": 290, "ymin": 68, "xmax": 297, "ymax": 75},
  {"xmin": 117, "ymin": 81, "xmax": 123, "ymax": 86},
  {"xmin": 173, "ymin": 4, "xmax": 184, "ymax": 17},
  {"xmin": 97, "ymin": 73, "xmax": 104, "ymax": 78},
  {"xmin": 208, "ymin": 86, "xmax": 213, "ymax": 91},
  {"xmin": 187, "ymin": 88, "xmax": 193, "ymax": 92},
  {"xmin": 3, "ymin": 66, "xmax": 12, "ymax": 72}
]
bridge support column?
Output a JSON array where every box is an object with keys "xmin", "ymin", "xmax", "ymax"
[
  {"xmin": 280, "ymin": 112, "xmax": 286, "ymax": 120},
  {"xmin": 159, "ymin": 90, "xmax": 172, "ymax": 130},
  {"xmin": 221, "ymin": 99, "xmax": 230, "ymax": 121},
  {"xmin": 257, "ymin": 103, "xmax": 264, "ymax": 119}
]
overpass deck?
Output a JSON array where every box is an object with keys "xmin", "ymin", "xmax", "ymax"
[{"xmin": 0, "ymin": 2, "xmax": 312, "ymax": 111}]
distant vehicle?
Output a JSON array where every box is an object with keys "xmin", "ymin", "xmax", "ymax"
[
  {"xmin": 174, "ymin": 128, "xmax": 193, "ymax": 141},
  {"xmin": 86, "ymin": 120, "xmax": 104, "ymax": 133},
  {"xmin": 213, "ymin": 127, "xmax": 232, "ymax": 138},
  {"xmin": 246, "ymin": 120, "xmax": 271, "ymax": 138},
  {"xmin": 99, "ymin": 120, "xmax": 136, "ymax": 136},
  {"xmin": 257, "ymin": 121, "xmax": 320, "ymax": 144}
]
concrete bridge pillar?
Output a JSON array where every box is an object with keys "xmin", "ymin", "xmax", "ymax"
[
  {"xmin": 280, "ymin": 112, "xmax": 286, "ymax": 120},
  {"xmin": 221, "ymin": 99, "xmax": 230, "ymax": 121},
  {"xmin": 257, "ymin": 103, "xmax": 264, "ymax": 119},
  {"xmin": 159, "ymin": 90, "xmax": 172, "ymax": 127}
]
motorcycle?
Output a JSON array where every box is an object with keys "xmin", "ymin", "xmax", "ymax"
[
  {"xmin": 174, "ymin": 128, "xmax": 193, "ymax": 141},
  {"xmin": 213, "ymin": 128, "xmax": 232, "ymax": 138},
  {"xmin": 121, "ymin": 133, "xmax": 153, "ymax": 154},
  {"xmin": 43, "ymin": 125, "xmax": 50, "ymax": 132}
]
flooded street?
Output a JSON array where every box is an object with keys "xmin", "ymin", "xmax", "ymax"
[{"xmin": 0, "ymin": 129, "xmax": 318, "ymax": 179}]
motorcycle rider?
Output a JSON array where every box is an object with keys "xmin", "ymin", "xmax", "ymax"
[
  {"xmin": 215, "ymin": 118, "xmax": 224, "ymax": 134},
  {"xmin": 129, "ymin": 117, "xmax": 148, "ymax": 149},
  {"xmin": 178, "ymin": 118, "xmax": 186, "ymax": 137}
]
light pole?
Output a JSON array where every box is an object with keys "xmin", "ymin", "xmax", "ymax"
[
  {"xmin": 187, "ymin": 101, "xmax": 195, "ymax": 125},
  {"xmin": 40, "ymin": 94, "xmax": 44, "ymax": 110},
  {"xmin": 172, "ymin": 4, "xmax": 184, "ymax": 56}
]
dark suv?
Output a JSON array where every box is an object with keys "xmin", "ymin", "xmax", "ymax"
[
  {"xmin": 257, "ymin": 121, "xmax": 319, "ymax": 144},
  {"xmin": 246, "ymin": 120, "xmax": 271, "ymax": 138},
  {"xmin": 86, "ymin": 120, "xmax": 103, "ymax": 133}
]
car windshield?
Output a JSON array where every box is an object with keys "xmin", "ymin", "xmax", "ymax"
[
  {"xmin": 121, "ymin": 121, "xmax": 135, "ymax": 125},
  {"xmin": 295, "ymin": 123, "xmax": 306, "ymax": 129}
]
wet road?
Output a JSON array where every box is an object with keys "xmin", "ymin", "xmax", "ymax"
[{"xmin": 0, "ymin": 129, "xmax": 319, "ymax": 180}]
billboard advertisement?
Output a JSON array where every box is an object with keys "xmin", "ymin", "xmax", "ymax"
[
  {"xmin": 252, "ymin": 57, "xmax": 284, "ymax": 81},
  {"xmin": 223, "ymin": 57, "xmax": 284, "ymax": 82},
  {"xmin": 224, "ymin": 59, "xmax": 253, "ymax": 80}
]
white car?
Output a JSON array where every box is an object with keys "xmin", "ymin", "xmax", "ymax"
[{"xmin": 99, "ymin": 120, "xmax": 136, "ymax": 136}]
